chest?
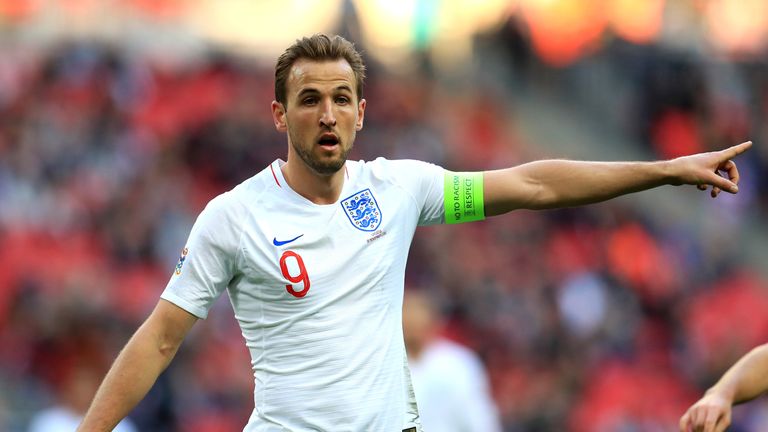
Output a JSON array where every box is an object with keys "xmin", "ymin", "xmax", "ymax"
[{"xmin": 235, "ymin": 185, "xmax": 417, "ymax": 303}]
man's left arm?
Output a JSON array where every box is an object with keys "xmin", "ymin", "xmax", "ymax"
[{"xmin": 483, "ymin": 141, "xmax": 752, "ymax": 216}]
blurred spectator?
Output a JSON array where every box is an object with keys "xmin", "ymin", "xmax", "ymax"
[
  {"xmin": 27, "ymin": 364, "xmax": 137, "ymax": 432},
  {"xmin": 404, "ymin": 290, "xmax": 502, "ymax": 432}
]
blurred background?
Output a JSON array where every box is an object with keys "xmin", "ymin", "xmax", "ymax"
[{"xmin": 0, "ymin": 0, "xmax": 767, "ymax": 431}]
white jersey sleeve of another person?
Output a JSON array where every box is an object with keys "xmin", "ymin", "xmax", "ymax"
[
  {"xmin": 409, "ymin": 339, "xmax": 502, "ymax": 432},
  {"xmin": 28, "ymin": 407, "xmax": 137, "ymax": 432}
]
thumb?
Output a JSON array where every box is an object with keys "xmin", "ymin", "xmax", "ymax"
[{"xmin": 721, "ymin": 141, "xmax": 752, "ymax": 159}]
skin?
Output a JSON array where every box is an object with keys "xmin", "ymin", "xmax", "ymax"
[
  {"xmin": 78, "ymin": 54, "xmax": 752, "ymax": 431},
  {"xmin": 271, "ymin": 58, "xmax": 366, "ymax": 205},
  {"xmin": 77, "ymin": 300, "xmax": 196, "ymax": 431},
  {"xmin": 483, "ymin": 142, "xmax": 749, "ymax": 215},
  {"xmin": 680, "ymin": 344, "xmax": 768, "ymax": 432}
]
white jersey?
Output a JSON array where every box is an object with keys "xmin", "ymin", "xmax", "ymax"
[
  {"xmin": 162, "ymin": 158, "xmax": 444, "ymax": 431},
  {"xmin": 409, "ymin": 339, "xmax": 502, "ymax": 432},
  {"xmin": 28, "ymin": 407, "xmax": 137, "ymax": 432}
]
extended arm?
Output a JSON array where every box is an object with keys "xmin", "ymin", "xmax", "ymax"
[
  {"xmin": 77, "ymin": 299, "xmax": 197, "ymax": 431},
  {"xmin": 679, "ymin": 344, "xmax": 768, "ymax": 432},
  {"xmin": 483, "ymin": 141, "xmax": 751, "ymax": 216}
]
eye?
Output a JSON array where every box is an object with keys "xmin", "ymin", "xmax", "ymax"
[
  {"xmin": 302, "ymin": 97, "xmax": 318, "ymax": 106},
  {"xmin": 335, "ymin": 96, "xmax": 350, "ymax": 105}
]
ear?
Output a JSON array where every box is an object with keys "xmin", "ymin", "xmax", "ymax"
[
  {"xmin": 356, "ymin": 98, "xmax": 366, "ymax": 131},
  {"xmin": 271, "ymin": 101, "xmax": 287, "ymax": 132}
]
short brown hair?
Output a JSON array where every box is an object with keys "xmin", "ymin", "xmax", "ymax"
[{"xmin": 274, "ymin": 34, "xmax": 366, "ymax": 107}]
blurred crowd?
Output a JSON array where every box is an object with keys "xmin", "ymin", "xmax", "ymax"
[{"xmin": 1, "ymin": 24, "xmax": 768, "ymax": 431}]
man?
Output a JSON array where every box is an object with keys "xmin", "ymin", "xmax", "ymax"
[
  {"xmin": 680, "ymin": 344, "xmax": 768, "ymax": 432},
  {"xmin": 78, "ymin": 34, "xmax": 751, "ymax": 431},
  {"xmin": 403, "ymin": 290, "xmax": 502, "ymax": 432}
]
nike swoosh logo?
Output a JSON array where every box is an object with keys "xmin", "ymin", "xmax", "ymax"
[{"xmin": 273, "ymin": 234, "xmax": 304, "ymax": 246}]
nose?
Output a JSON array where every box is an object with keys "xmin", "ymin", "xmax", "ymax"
[{"xmin": 319, "ymin": 100, "xmax": 336, "ymax": 128}]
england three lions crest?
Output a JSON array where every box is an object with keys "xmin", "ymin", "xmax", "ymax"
[{"xmin": 341, "ymin": 188, "xmax": 382, "ymax": 231}]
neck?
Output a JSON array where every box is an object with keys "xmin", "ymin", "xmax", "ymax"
[{"xmin": 282, "ymin": 158, "xmax": 345, "ymax": 205}]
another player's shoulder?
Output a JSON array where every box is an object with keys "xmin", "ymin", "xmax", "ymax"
[
  {"xmin": 426, "ymin": 339, "xmax": 484, "ymax": 371},
  {"xmin": 429, "ymin": 338, "xmax": 476, "ymax": 358}
]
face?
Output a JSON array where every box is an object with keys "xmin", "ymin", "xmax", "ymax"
[
  {"xmin": 402, "ymin": 292, "xmax": 436, "ymax": 356},
  {"xmin": 272, "ymin": 58, "xmax": 366, "ymax": 176}
]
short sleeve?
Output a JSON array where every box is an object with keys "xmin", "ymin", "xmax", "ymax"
[
  {"xmin": 160, "ymin": 192, "xmax": 242, "ymax": 319},
  {"xmin": 380, "ymin": 158, "xmax": 444, "ymax": 226}
]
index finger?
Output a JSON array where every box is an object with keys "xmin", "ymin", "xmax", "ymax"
[{"xmin": 723, "ymin": 141, "xmax": 752, "ymax": 159}]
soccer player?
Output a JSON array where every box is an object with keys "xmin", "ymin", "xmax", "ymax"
[
  {"xmin": 78, "ymin": 34, "xmax": 751, "ymax": 431},
  {"xmin": 680, "ymin": 344, "xmax": 768, "ymax": 432},
  {"xmin": 403, "ymin": 290, "xmax": 502, "ymax": 432}
]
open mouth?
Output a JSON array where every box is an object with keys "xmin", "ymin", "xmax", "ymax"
[{"xmin": 318, "ymin": 133, "xmax": 340, "ymax": 148}]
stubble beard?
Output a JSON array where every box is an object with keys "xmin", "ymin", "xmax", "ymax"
[{"xmin": 288, "ymin": 128, "xmax": 353, "ymax": 176}]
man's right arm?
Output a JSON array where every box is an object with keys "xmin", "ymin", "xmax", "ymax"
[
  {"xmin": 680, "ymin": 344, "xmax": 768, "ymax": 432},
  {"xmin": 77, "ymin": 299, "xmax": 198, "ymax": 432}
]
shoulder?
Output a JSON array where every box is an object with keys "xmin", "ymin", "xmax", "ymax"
[
  {"xmin": 205, "ymin": 164, "xmax": 278, "ymax": 216},
  {"xmin": 364, "ymin": 157, "xmax": 442, "ymax": 172},
  {"xmin": 235, "ymin": 163, "xmax": 281, "ymax": 201},
  {"xmin": 354, "ymin": 158, "xmax": 444, "ymax": 182},
  {"xmin": 423, "ymin": 339, "xmax": 485, "ymax": 377},
  {"xmin": 190, "ymin": 166, "xmax": 279, "ymax": 241},
  {"xmin": 428, "ymin": 339, "xmax": 477, "ymax": 360}
]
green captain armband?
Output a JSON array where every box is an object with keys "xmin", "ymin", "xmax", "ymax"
[{"xmin": 444, "ymin": 171, "xmax": 485, "ymax": 224}]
